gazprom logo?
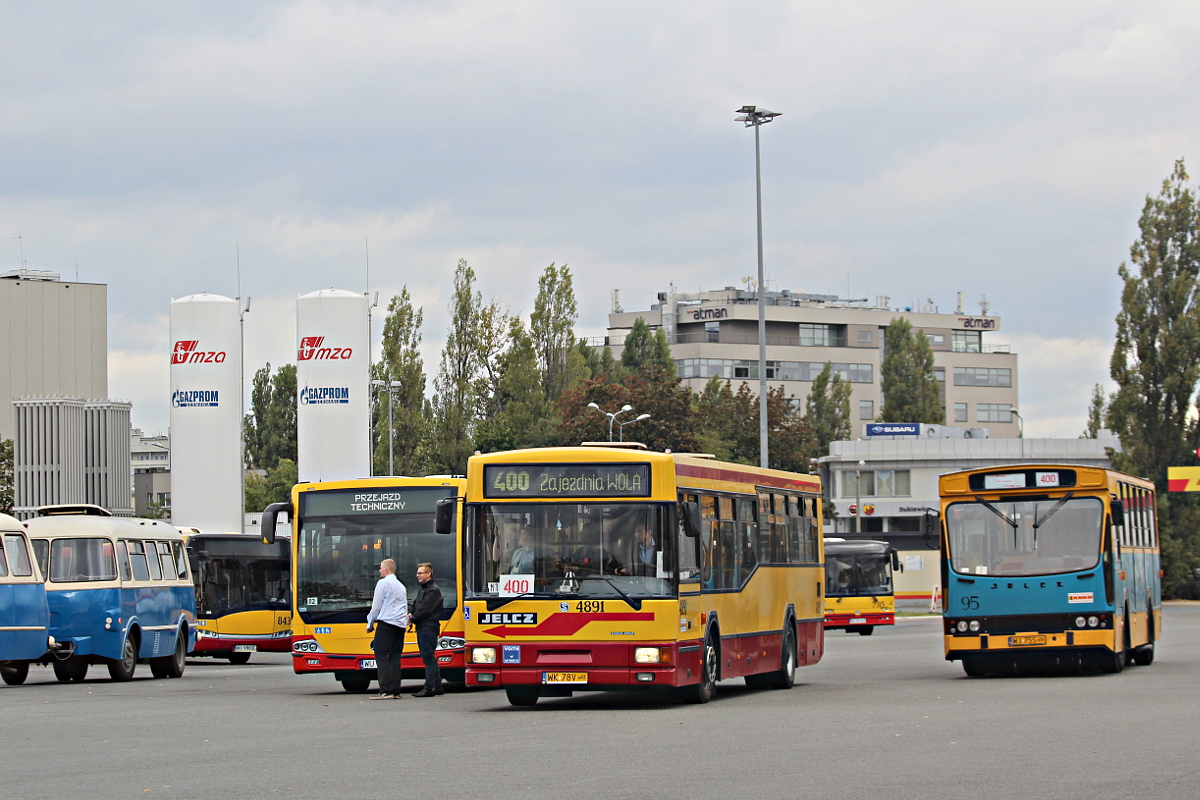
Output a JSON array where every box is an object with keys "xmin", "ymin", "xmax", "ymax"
[
  {"xmin": 300, "ymin": 385, "xmax": 350, "ymax": 405},
  {"xmin": 172, "ymin": 390, "xmax": 219, "ymax": 408}
]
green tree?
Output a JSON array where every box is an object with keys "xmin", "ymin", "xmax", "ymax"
[
  {"xmin": 804, "ymin": 362, "xmax": 853, "ymax": 457},
  {"xmin": 245, "ymin": 459, "xmax": 299, "ymax": 513},
  {"xmin": 555, "ymin": 373, "xmax": 698, "ymax": 453},
  {"xmin": 0, "ymin": 438, "xmax": 12, "ymax": 514},
  {"xmin": 879, "ymin": 317, "xmax": 943, "ymax": 424},
  {"xmin": 1108, "ymin": 159, "xmax": 1200, "ymax": 597},
  {"xmin": 474, "ymin": 317, "xmax": 554, "ymax": 453},
  {"xmin": 372, "ymin": 288, "xmax": 428, "ymax": 476},
  {"xmin": 620, "ymin": 317, "xmax": 673, "ymax": 375},
  {"xmin": 1083, "ymin": 384, "xmax": 1107, "ymax": 439},
  {"xmin": 529, "ymin": 263, "xmax": 578, "ymax": 404},
  {"xmin": 243, "ymin": 363, "xmax": 297, "ymax": 470},
  {"xmin": 429, "ymin": 260, "xmax": 483, "ymax": 474}
]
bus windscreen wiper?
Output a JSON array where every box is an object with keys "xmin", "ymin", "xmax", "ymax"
[
  {"xmin": 575, "ymin": 575, "xmax": 642, "ymax": 610},
  {"xmin": 975, "ymin": 496, "xmax": 1018, "ymax": 547},
  {"xmin": 1031, "ymin": 493, "xmax": 1073, "ymax": 548}
]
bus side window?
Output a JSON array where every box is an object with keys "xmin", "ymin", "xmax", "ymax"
[
  {"xmin": 145, "ymin": 541, "xmax": 163, "ymax": 580},
  {"xmin": 737, "ymin": 498, "xmax": 757, "ymax": 584},
  {"xmin": 32, "ymin": 539, "xmax": 48, "ymax": 577},
  {"xmin": 116, "ymin": 540, "xmax": 132, "ymax": 581},
  {"xmin": 3, "ymin": 534, "xmax": 33, "ymax": 577},
  {"xmin": 128, "ymin": 541, "xmax": 151, "ymax": 581},
  {"xmin": 172, "ymin": 541, "xmax": 189, "ymax": 579},
  {"xmin": 157, "ymin": 542, "xmax": 175, "ymax": 579},
  {"xmin": 0, "ymin": 537, "xmax": 8, "ymax": 577}
]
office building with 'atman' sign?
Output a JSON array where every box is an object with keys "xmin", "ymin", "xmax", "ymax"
[{"xmin": 605, "ymin": 286, "xmax": 1019, "ymax": 439}]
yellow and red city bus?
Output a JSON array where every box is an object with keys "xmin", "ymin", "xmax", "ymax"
[
  {"xmin": 823, "ymin": 538, "xmax": 899, "ymax": 635},
  {"xmin": 262, "ymin": 477, "xmax": 465, "ymax": 693},
  {"xmin": 183, "ymin": 531, "xmax": 292, "ymax": 664},
  {"xmin": 940, "ymin": 464, "xmax": 1160, "ymax": 676},
  {"xmin": 447, "ymin": 444, "xmax": 825, "ymax": 706}
]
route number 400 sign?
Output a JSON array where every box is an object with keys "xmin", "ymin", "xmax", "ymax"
[{"xmin": 498, "ymin": 574, "xmax": 534, "ymax": 597}]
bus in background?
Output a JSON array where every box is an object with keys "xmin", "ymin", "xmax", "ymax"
[
  {"xmin": 823, "ymin": 538, "xmax": 900, "ymax": 636},
  {"xmin": 453, "ymin": 444, "xmax": 825, "ymax": 706},
  {"xmin": 27, "ymin": 505, "xmax": 196, "ymax": 682},
  {"xmin": 262, "ymin": 477, "xmax": 465, "ymax": 693},
  {"xmin": 184, "ymin": 531, "xmax": 291, "ymax": 664},
  {"xmin": 940, "ymin": 465, "xmax": 1160, "ymax": 676},
  {"xmin": 0, "ymin": 515, "xmax": 51, "ymax": 686}
]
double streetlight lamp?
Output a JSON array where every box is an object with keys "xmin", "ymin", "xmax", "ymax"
[
  {"xmin": 371, "ymin": 379, "xmax": 402, "ymax": 476},
  {"xmin": 587, "ymin": 402, "xmax": 650, "ymax": 442},
  {"xmin": 736, "ymin": 104, "xmax": 781, "ymax": 469}
]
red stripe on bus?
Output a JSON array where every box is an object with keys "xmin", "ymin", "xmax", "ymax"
[{"xmin": 675, "ymin": 463, "xmax": 819, "ymax": 493}]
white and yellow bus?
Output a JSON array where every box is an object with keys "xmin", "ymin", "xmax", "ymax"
[
  {"xmin": 263, "ymin": 477, "xmax": 466, "ymax": 693},
  {"xmin": 445, "ymin": 444, "xmax": 825, "ymax": 706}
]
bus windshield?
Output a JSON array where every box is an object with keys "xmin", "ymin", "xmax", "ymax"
[
  {"xmin": 946, "ymin": 496, "xmax": 1103, "ymax": 577},
  {"xmin": 297, "ymin": 506, "xmax": 457, "ymax": 624},
  {"xmin": 193, "ymin": 547, "xmax": 290, "ymax": 617},
  {"xmin": 826, "ymin": 553, "xmax": 891, "ymax": 597},
  {"xmin": 466, "ymin": 502, "xmax": 674, "ymax": 600}
]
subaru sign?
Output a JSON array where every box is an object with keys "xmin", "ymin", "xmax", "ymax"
[{"xmin": 865, "ymin": 423, "xmax": 921, "ymax": 437}]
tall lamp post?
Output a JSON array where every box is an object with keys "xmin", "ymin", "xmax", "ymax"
[
  {"xmin": 371, "ymin": 379, "xmax": 402, "ymax": 475},
  {"xmin": 587, "ymin": 402, "xmax": 632, "ymax": 442},
  {"xmin": 855, "ymin": 459, "xmax": 865, "ymax": 534},
  {"xmin": 736, "ymin": 104, "xmax": 781, "ymax": 469},
  {"xmin": 617, "ymin": 413, "xmax": 651, "ymax": 442}
]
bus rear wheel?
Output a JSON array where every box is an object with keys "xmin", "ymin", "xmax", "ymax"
[
  {"xmin": 961, "ymin": 657, "xmax": 987, "ymax": 677},
  {"xmin": 151, "ymin": 631, "xmax": 187, "ymax": 679},
  {"xmin": 108, "ymin": 634, "xmax": 139, "ymax": 682},
  {"xmin": 1132, "ymin": 645, "xmax": 1154, "ymax": 666},
  {"xmin": 1, "ymin": 662, "xmax": 29, "ymax": 685},
  {"xmin": 227, "ymin": 652, "xmax": 252, "ymax": 665},
  {"xmin": 505, "ymin": 686, "xmax": 540, "ymax": 706}
]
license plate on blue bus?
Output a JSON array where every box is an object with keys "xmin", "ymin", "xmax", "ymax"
[
  {"xmin": 361, "ymin": 659, "xmax": 377, "ymax": 669},
  {"xmin": 543, "ymin": 672, "xmax": 588, "ymax": 684},
  {"xmin": 1008, "ymin": 635, "xmax": 1047, "ymax": 647},
  {"xmin": 233, "ymin": 644, "xmax": 257, "ymax": 652}
]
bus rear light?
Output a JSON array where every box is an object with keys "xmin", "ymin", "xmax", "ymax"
[
  {"xmin": 956, "ymin": 621, "xmax": 969, "ymax": 633},
  {"xmin": 968, "ymin": 620, "xmax": 981, "ymax": 632},
  {"xmin": 472, "ymin": 647, "xmax": 497, "ymax": 664}
]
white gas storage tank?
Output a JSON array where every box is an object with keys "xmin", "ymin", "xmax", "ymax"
[
  {"xmin": 296, "ymin": 288, "xmax": 370, "ymax": 482},
  {"xmin": 169, "ymin": 293, "xmax": 243, "ymax": 531}
]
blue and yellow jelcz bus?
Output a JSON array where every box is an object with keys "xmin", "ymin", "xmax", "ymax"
[
  {"xmin": 1, "ymin": 514, "xmax": 51, "ymax": 686},
  {"xmin": 940, "ymin": 465, "xmax": 1160, "ymax": 676},
  {"xmin": 27, "ymin": 505, "xmax": 197, "ymax": 682}
]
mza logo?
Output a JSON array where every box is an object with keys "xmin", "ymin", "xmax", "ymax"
[
  {"xmin": 171, "ymin": 340, "xmax": 227, "ymax": 364},
  {"xmin": 299, "ymin": 385, "xmax": 350, "ymax": 405},
  {"xmin": 479, "ymin": 612, "xmax": 537, "ymax": 625},
  {"xmin": 172, "ymin": 390, "xmax": 219, "ymax": 408},
  {"xmin": 298, "ymin": 336, "xmax": 353, "ymax": 361}
]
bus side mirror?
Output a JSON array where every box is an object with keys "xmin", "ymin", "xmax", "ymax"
[
  {"xmin": 891, "ymin": 549, "xmax": 903, "ymax": 573},
  {"xmin": 680, "ymin": 501, "xmax": 701, "ymax": 538},
  {"xmin": 435, "ymin": 497, "xmax": 456, "ymax": 535},
  {"xmin": 921, "ymin": 510, "xmax": 940, "ymax": 549},
  {"xmin": 1110, "ymin": 499, "xmax": 1125, "ymax": 529},
  {"xmin": 261, "ymin": 501, "xmax": 291, "ymax": 545}
]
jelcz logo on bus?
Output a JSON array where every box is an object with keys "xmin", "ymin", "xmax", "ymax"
[
  {"xmin": 297, "ymin": 336, "xmax": 354, "ymax": 361},
  {"xmin": 171, "ymin": 340, "xmax": 227, "ymax": 364},
  {"xmin": 479, "ymin": 613, "xmax": 538, "ymax": 625},
  {"xmin": 172, "ymin": 389, "xmax": 219, "ymax": 408},
  {"xmin": 299, "ymin": 385, "xmax": 350, "ymax": 405}
]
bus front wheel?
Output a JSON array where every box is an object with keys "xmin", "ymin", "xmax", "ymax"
[
  {"xmin": 227, "ymin": 652, "xmax": 252, "ymax": 665},
  {"xmin": 680, "ymin": 634, "xmax": 718, "ymax": 704},
  {"xmin": 1, "ymin": 662, "xmax": 29, "ymax": 685},
  {"xmin": 54, "ymin": 655, "xmax": 89, "ymax": 683},
  {"xmin": 505, "ymin": 686, "xmax": 540, "ymax": 707},
  {"xmin": 857, "ymin": 626, "xmax": 875, "ymax": 636},
  {"xmin": 339, "ymin": 674, "xmax": 372, "ymax": 693},
  {"xmin": 108, "ymin": 634, "xmax": 139, "ymax": 682}
]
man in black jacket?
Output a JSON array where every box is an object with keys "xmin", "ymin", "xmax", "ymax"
[{"xmin": 410, "ymin": 562, "xmax": 444, "ymax": 697}]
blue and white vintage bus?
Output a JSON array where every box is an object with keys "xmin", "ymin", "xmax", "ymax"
[
  {"xmin": 1, "ymin": 514, "xmax": 51, "ymax": 686},
  {"xmin": 27, "ymin": 505, "xmax": 197, "ymax": 682}
]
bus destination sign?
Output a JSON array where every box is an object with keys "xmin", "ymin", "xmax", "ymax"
[
  {"xmin": 483, "ymin": 463, "xmax": 652, "ymax": 499},
  {"xmin": 300, "ymin": 486, "xmax": 453, "ymax": 517}
]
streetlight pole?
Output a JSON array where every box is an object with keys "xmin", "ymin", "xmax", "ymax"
[
  {"xmin": 855, "ymin": 459, "xmax": 865, "ymax": 534},
  {"xmin": 617, "ymin": 413, "xmax": 651, "ymax": 442},
  {"xmin": 371, "ymin": 380, "xmax": 402, "ymax": 475},
  {"xmin": 736, "ymin": 104, "xmax": 781, "ymax": 469},
  {"xmin": 587, "ymin": 402, "xmax": 633, "ymax": 442}
]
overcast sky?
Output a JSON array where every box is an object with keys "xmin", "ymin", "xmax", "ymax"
[{"xmin": 3, "ymin": 1, "xmax": 1197, "ymax": 439}]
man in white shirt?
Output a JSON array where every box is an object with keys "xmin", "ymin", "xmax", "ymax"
[{"xmin": 366, "ymin": 558, "xmax": 409, "ymax": 699}]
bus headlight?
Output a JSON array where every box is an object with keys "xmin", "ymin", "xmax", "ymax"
[
  {"xmin": 437, "ymin": 637, "xmax": 466, "ymax": 651},
  {"xmin": 634, "ymin": 647, "xmax": 661, "ymax": 664},
  {"xmin": 292, "ymin": 638, "xmax": 325, "ymax": 654},
  {"xmin": 472, "ymin": 647, "xmax": 497, "ymax": 664},
  {"xmin": 1087, "ymin": 616, "xmax": 1099, "ymax": 628},
  {"xmin": 968, "ymin": 620, "xmax": 981, "ymax": 632},
  {"xmin": 1075, "ymin": 617, "xmax": 1088, "ymax": 629},
  {"xmin": 956, "ymin": 621, "xmax": 969, "ymax": 633}
]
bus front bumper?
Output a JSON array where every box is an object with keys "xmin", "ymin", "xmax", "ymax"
[
  {"xmin": 465, "ymin": 641, "xmax": 698, "ymax": 689},
  {"xmin": 825, "ymin": 612, "xmax": 894, "ymax": 628},
  {"xmin": 944, "ymin": 629, "xmax": 1116, "ymax": 659}
]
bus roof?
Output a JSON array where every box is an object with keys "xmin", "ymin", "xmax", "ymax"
[
  {"xmin": 824, "ymin": 538, "xmax": 892, "ymax": 555},
  {"xmin": 26, "ymin": 515, "xmax": 184, "ymax": 540}
]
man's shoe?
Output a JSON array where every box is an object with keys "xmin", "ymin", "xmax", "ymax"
[
  {"xmin": 411, "ymin": 688, "xmax": 436, "ymax": 697},
  {"xmin": 369, "ymin": 692, "xmax": 395, "ymax": 700},
  {"xmin": 433, "ymin": 686, "xmax": 445, "ymax": 695}
]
